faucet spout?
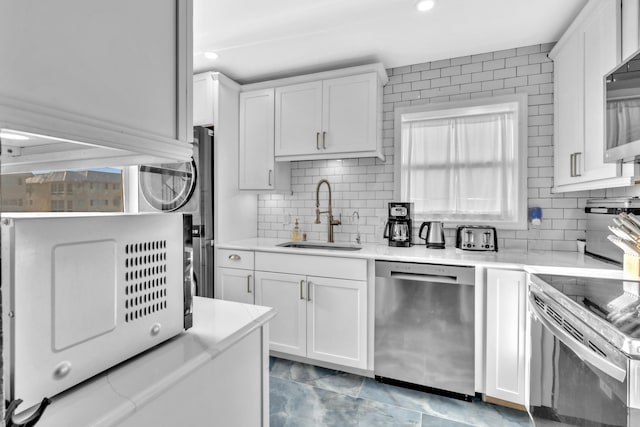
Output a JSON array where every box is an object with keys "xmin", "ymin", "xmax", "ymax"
[{"xmin": 315, "ymin": 178, "xmax": 340, "ymax": 242}]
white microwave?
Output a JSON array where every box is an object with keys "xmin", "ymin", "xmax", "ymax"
[
  {"xmin": 1, "ymin": 213, "xmax": 194, "ymax": 418},
  {"xmin": 604, "ymin": 47, "xmax": 640, "ymax": 163}
]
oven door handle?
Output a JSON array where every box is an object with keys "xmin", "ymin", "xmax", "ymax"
[{"xmin": 529, "ymin": 295, "xmax": 627, "ymax": 382}]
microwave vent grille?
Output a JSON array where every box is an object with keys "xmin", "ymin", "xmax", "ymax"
[{"xmin": 123, "ymin": 240, "xmax": 168, "ymax": 322}]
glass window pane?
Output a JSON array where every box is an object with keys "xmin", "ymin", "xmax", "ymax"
[
  {"xmin": 399, "ymin": 103, "xmax": 521, "ymax": 226},
  {"xmin": 1, "ymin": 168, "xmax": 124, "ymax": 213}
]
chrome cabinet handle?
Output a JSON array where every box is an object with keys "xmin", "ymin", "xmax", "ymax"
[
  {"xmin": 300, "ymin": 280, "xmax": 305, "ymax": 300},
  {"xmin": 268, "ymin": 169, "xmax": 273, "ymax": 186},
  {"xmin": 569, "ymin": 153, "xmax": 574, "ymax": 177},
  {"xmin": 247, "ymin": 274, "xmax": 252, "ymax": 293},
  {"xmin": 570, "ymin": 152, "xmax": 582, "ymax": 177},
  {"xmin": 316, "ymin": 132, "xmax": 320, "ymax": 150},
  {"xmin": 228, "ymin": 254, "xmax": 241, "ymax": 261},
  {"xmin": 322, "ymin": 131, "xmax": 327, "ymax": 149},
  {"xmin": 307, "ymin": 281, "xmax": 312, "ymax": 302}
]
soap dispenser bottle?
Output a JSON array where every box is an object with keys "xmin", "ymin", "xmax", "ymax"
[{"xmin": 291, "ymin": 218, "xmax": 302, "ymax": 241}]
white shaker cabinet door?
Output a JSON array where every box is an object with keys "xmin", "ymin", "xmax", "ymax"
[
  {"xmin": 582, "ymin": 0, "xmax": 621, "ymax": 182},
  {"xmin": 193, "ymin": 73, "xmax": 215, "ymax": 127},
  {"xmin": 0, "ymin": 0, "xmax": 193, "ymax": 163},
  {"xmin": 275, "ymin": 81, "xmax": 323, "ymax": 156},
  {"xmin": 306, "ymin": 276, "xmax": 367, "ymax": 369},
  {"xmin": 553, "ymin": 29, "xmax": 584, "ymax": 188},
  {"xmin": 239, "ymin": 88, "xmax": 276, "ymax": 190},
  {"xmin": 485, "ymin": 269, "xmax": 527, "ymax": 406},
  {"xmin": 552, "ymin": 0, "xmax": 634, "ymax": 192},
  {"xmin": 216, "ymin": 267, "xmax": 255, "ymax": 304},
  {"xmin": 322, "ymin": 73, "xmax": 378, "ymax": 155},
  {"xmin": 255, "ymin": 271, "xmax": 307, "ymax": 357}
]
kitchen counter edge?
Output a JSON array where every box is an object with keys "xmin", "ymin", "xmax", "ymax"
[
  {"xmin": 216, "ymin": 237, "xmax": 617, "ymax": 275},
  {"xmin": 39, "ymin": 297, "xmax": 276, "ymax": 427}
]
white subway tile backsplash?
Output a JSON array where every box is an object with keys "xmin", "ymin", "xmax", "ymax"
[
  {"xmin": 506, "ymin": 55, "xmax": 529, "ymax": 68},
  {"xmin": 411, "ymin": 62, "xmax": 431, "ymax": 72},
  {"xmin": 483, "ymin": 59, "xmax": 505, "ymax": 71},
  {"xmin": 257, "ymin": 43, "xmax": 640, "ymax": 250},
  {"xmin": 472, "ymin": 52, "xmax": 494, "ymax": 63},
  {"xmin": 442, "ymin": 66, "xmax": 462, "ymax": 77},
  {"xmin": 493, "ymin": 48, "xmax": 517, "ymax": 59},
  {"xmin": 431, "ymin": 58, "xmax": 452, "ymax": 69},
  {"xmin": 471, "ymin": 70, "xmax": 494, "ymax": 82},
  {"xmin": 494, "ymin": 68, "xmax": 517, "ymax": 79},
  {"xmin": 451, "ymin": 55, "xmax": 473, "ymax": 66},
  {"xmin": 461, "ymin": 62, "xmax": 483, "ymax": 74},
  {"xmin": 517, "ymin": 45, "xmax": 541, "ymax": 55}
]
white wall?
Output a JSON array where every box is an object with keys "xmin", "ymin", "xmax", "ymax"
[{"xmin": 257, "ymin": 43, "xmax": 640, "ymax": 250}]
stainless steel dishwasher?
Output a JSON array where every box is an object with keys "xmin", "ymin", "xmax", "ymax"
[{"xmin": 374, "ymin": 261, "xmax": 475, "ymax": 399}]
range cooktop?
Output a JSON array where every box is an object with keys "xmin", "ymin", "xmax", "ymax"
[{"xmin": 531, "ymin": 273, "xmax": 640, "ymax": 357}]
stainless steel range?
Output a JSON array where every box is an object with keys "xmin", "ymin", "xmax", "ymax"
[{"xmin": 529, "ymin": 273, "xmax": 640, "ymax": 426}]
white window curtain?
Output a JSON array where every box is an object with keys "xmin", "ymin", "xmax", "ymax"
[
  {"xmin": 400, "ymin": 110, "xmax": 518, "ymax": 223},
  {"xmin": 606, "ymin": 98, "xmax": 640, "ymax": 149}
]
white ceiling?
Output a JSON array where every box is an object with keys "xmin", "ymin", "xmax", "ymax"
[{"xmin": 193, "ymin": 0, "xmax": 588, "ymax": 85}]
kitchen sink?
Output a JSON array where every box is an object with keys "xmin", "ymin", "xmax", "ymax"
[{"xmin": 277, "ymin": 241, "xmax": 362, "ymax": 251}]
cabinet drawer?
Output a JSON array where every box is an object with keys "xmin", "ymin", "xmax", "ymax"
[
  {"xmin": 255, "ymin": 252, "xmax": 366, "ymax": 281},
  {"xmin": 218, "ymin": 249, "xmax": 254, "ymax": 270}
]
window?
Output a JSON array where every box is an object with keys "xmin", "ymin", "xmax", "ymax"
[
  {"xmin": 50, "ymin": 200, "xmax": 65, "ymax": 212},
  {"xmin": 50, "ymin": 182, "xmax": 64, "ymax": 195},
  {"xmin": 0, "ymin": 168, "xmax": 124, "ymax": 213},
  {"xmin": 395, "ymin": 94, "xmax": 527, "ymax": 229}
]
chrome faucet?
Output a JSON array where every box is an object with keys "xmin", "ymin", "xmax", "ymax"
[{"xmin": 314, "ymin": 178, "xmax": 341, "ymax": 243}]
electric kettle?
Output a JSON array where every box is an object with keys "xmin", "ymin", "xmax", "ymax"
[{"xmin": 419, "ymin": 221, "xmax": 445, "ymax": 249}]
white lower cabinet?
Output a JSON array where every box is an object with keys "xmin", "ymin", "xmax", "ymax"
[
  {"xmin": 485, "ymin": 268, "xmax": 527, "ymax": 406},
  {"xmin": 215, "ymin": 249, "xmax": 255, "ymax": 304},
  {"xmin": 254, "ymin": 252, "xmax": 368, "ymax": 369},
  {"xmin": 217, "ymin": 267, "xmax": 255, "ymax": 304},
  {"xmin": 306, "ymin": 275, "xmax": 367, "ymax": 368},
  {"xmin": 254, "ymin": 271, "xmax": 306, "ymax": 356}
]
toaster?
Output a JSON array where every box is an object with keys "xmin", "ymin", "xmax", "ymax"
[{"xmin": 456, "ymin": 226, "xmax": 498, "ymax": 251}]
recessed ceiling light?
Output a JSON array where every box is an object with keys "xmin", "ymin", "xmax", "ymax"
[
  {"xmin": 416, "ymin": 0, "xmax": 436, "ymax": 12},
  {"xmin": 0, "ymin": 132, "xmax": 29, "ymax": 141},
  {"xmin": 204, "ymin": 51, "xmax": 219, "ymax": 60}
]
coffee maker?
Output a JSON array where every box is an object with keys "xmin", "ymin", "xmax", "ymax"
[{"xmin": 383, "ymin": 202, "xmax": 413, "ymax": 247}]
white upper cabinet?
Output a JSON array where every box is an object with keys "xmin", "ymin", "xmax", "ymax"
[
  {"xmin": 0, "ymin": 0, "xmax": 193, "ymax": 172},
  {"xmin": 243, "ymin": 63, "xmax": 388, "ymax": 162},
  {"xmin": 275, "ymin": 82, "xmax": 323, "ymax": 157},
  {"xmin": 275, "ymin": 73, "xmax": 379, "ymax": 159},
  {"xmin": 622, "ymin": 0, "xmax": 640, "ymax": 59},
  {"xmin": 239, "ymin": 89, "xmax": 290, "ymax": 191},
  {"xmin": 551, "ymin": 0, "xmax": 636, "ymax": 192},
  {"xmin": 322, "ymin": 74, "xmax": 378, "ymax": 155},
  {"xmin": 193, "ymin": 72, "xmax": 217, "ymax": 128}
]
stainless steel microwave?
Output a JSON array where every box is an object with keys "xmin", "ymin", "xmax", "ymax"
[{"xmin": 604, "ymin": 47, "xmax": 640, "ymax": 163}]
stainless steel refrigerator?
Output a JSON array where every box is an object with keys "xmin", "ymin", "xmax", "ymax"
[{"xmin": 193, "ymin": 126, "xmax": 215, "ymax": 298}]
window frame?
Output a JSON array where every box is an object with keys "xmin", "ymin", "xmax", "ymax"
[{"xmin": 393, "ymin": 94, "xmax": 528, "ymax": 230}]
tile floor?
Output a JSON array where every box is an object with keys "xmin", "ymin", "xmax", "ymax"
[{"xmin": 269, "ymin": 357, "xmax": 533, "ymax": 427}]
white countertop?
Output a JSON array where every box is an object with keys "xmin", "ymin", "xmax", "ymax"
[
  {"xmin": 35, "ymin": 298, "xmax": 276, "ymax": 427},
  {"xmin": 217, "ymin": 237, "xmax": 618, "ymax": 274}
]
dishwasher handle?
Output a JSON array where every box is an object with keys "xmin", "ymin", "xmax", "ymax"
[{"xmin": 389, "ymin": 272, "xmax": 471, "ymax": 285}]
